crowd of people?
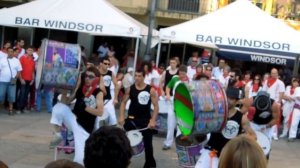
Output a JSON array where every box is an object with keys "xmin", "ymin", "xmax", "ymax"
[{"xmin": 1, "ymin": 39, "xmax": 300, "ymax": 168}]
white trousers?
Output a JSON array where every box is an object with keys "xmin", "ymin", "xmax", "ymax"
[
  {"xmin": 195, "ymin": 148, "xmax": 219, "ymax": 168},
  {"xmin": 104, "ymin": 99, "xmax": 117, "ymax": 125},
  {"xmin": 289, "ymin": 108, "xmax": 300, "ymax": 138},
  {"xmin": 250, "ymin": 122, "xmax": 272, "ymax": 142},
  {"xmin": 50, "ymin": 103, "xmax": 90, "ymax": 165},
  {"xmin": 164, "ymin": 100, "xmax": 181, "ymax": 146}
]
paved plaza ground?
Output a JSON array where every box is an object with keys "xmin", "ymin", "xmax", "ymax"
[{"xmin": 0, "ymin": 108, "xmax": 300, "ymax": 168}]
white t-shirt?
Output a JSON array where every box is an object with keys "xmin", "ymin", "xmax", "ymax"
[
  {"xmin": 0, "ymin": 57, "xmax": 22, "ymax": 82},
  {"xmin": 187, "ymin": 66, "xmax": 196, "ymax": 80},
  {"xmin": 17, "ymin": 48, "xmax": 25, "ymax": 59},
  {"xmin": 219, "ymin": 75, "xmax": 230, "ymax": 89},
  {"xmin": 246, "ymin": 81, "xmax": 262, "ymax": 98},
  {"xmin": 144, "ymin": 70, "xmax": 160, "ymax": 86},
  {"xmin": 262, "ymin": 79, "xmax": 285, "ymax": 102},
  {"xmin": 293, "ymin": 87, "xmax": 300, "ymax": 105},
  {"xmin": 0, "ymin": 51, "xmax": 7, "ymax": 60},
  {"xmin": 212, "ymin": 66, "xmax": 223, "ymax": 80}
]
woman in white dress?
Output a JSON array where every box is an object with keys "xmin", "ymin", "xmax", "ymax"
[
  {"xmin": 280, "ymin": 77, "xmax": 299, "ymax": 138},
  {"xmin": 245, "ymin": 74, "xmax": 263, "ymax": 98}
]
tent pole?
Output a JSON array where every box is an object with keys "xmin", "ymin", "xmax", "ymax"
[
  {"xmin": 133, "ymin": 38, "xmax": 140, "ymax": 71},
  {"xmin": 182, "ymin": 43, "xmax": 186, "ymax": 64},
  {"xmin": 1, "ymin": 26, "xmax": 4, "ymax": 48},
  {"xmin": 156, "ymin": 40, "xmax": 161, "ymax": 67},
  {"xmin": 211, "ymin": 49, "xmax": 218, "ymax": 66},
  {"xmin": 166, "ymin": 40, "xmax": 171, "ymax": 65},
  {"xmin": 293, "ymin": 54, "xmax": 300, "ymax": 76},
  {"xmin": 47, "ymin": 29, "xmax": 51, "ymax": 39}
]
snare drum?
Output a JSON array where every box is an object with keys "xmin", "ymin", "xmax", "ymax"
[
  {"xmin": 256, "ymin": 131, "xmax": 271, "ymax": 156},
  {"xmin": 127, "ymin": 130, "xmax": 144, "ymax": 156},
  {"xmin": 174, "ymin": 80, "xmax": 228, "ymax": 136},
  {"xmin": 175, "ymin": 134, "xmax": 207, "ymax": 167},
  {"xmin": 36, "ymin": 39, "xmax": 81, "ymax": 92}
]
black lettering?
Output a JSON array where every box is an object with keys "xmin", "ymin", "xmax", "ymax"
[
  {"xmin": 23, "ymin": 18, "xmax": 31, "ymax": 25},
  {"xmin": 214, "ymin": 36, "xmax": 222, "ymax": 44},
  {"xmin": 196, "ymin": 35, "xmax": 204, "ymax": 42},
  {"xmin": 253, "ymin": 40, "xmax": 262, "ymax": 48},
  {"xmin": 243, "ymin": 39, "xmax": 252, "ymax": 47},
  {"xmin": 68, "ymin": 22, "xmax": 76, "ymax": 29},
  {"xmin": 206, "ymin": 36, "xmax": 213, "ymax": 43},
  {"xmin": 59, "ymin": 21, "xmax": 67, "ymax": 29},
  {"xmin": 227, "ymin": 38, "xmax": 239, "ymax": 45},
  {"xmin": 15, "ymin": 17, "xmax": 22, "ymax": 25},
  {"xmin": 44, "ymin": 20, "xmax": 56, "ymax": 27},
  {"xmin": 32, "ymin": 19, "xmax": 39, "ymax": 26},
  {"xmin": 263, "ymin": 41, "xmax": 270, "ymax": 49},
  {"xmin": 95, "ymin": 25, "xmax": 103, "ymax": 32},
  {"xmin": 282, "ymin": 43, "xmax": 290, "ymax": 51},
  {"xmin": 272, "ymin": 42, "xmax": 281, "ymax": 49},
  {"xmin": 85, "ymin": 24, "xmax": 94, "ymax": 31},
  {"xmin": 77, "ymin": 23, "xmax": 84, "ymax": 31}
]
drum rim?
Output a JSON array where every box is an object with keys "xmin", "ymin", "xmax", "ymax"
[{"xmin": 127, "ymin": 130, "xmax": 143, "ymax": 146}]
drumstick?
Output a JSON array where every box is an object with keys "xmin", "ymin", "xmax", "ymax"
[{"xmin": 135, "ymin": 127, "xmax": 148, "ymax": 132}]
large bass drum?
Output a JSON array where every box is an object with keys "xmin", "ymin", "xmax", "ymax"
[
  {"xmin": 36, "ymin": 39, "xmax": 81, "ymax": 92},
  {"xmin": 174, "ymin": 80, "xmax": 228, "ymax": 136}
]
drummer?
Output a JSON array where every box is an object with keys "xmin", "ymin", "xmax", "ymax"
[
  {"xmin": 195, "ymin": 87, "xmax": 256, "ymax": 168},
  {"xmin": 162, "ymin": 65, "xmax": 189, "ymax": 150},
  {"xmin": 119, "ymin": 69, "xmax": 158, "ymax": 168},
  {"xmin": 49, "ymin": 66, "xmax": 104, "ymax": 165},
  {"xmin": 246, "ymin": 91, "xmax": 280, "ymax": 142},
  {"xmin": 99, "ymin": 57, "xmax": 120, "ymax": 126}
]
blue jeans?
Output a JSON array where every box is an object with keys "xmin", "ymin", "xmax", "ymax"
[
  {"xmin": 17, "ymin": 81, "xmax": 31, "ymax": 110},
  {"xmin": 0, "ymin": 82, "xmax": 16, "ymax": 103},
  {"xmin": 36, "ymin": 88, "xmax": 53, "ymax": 112}
]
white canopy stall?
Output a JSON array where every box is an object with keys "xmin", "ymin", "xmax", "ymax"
[
  {"xmin": 0, "ymin": 0, "xmax": 156, "ymax": 69},
  {"xmin": 159, "ymin": 0, "xmax": 300, "ymax": 68}
]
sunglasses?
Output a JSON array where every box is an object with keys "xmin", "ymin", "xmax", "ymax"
[
  {"xmin": 254, "ymin": 78, "xmax": 260, "ymax": 80},
  {"xmin": 192, "ymin": 60, "xmax": 198, "ymax": 62},
  {"xmin": 85, "ymin": 75, "xmax": 95, "ymax": 79},
  {"xmin": 103, "ymin": 62, "xmax": 110, "ymax": 66},
  {"xmin": 206, "ymin": 69, "xmax": 212, "ymax": 71}
]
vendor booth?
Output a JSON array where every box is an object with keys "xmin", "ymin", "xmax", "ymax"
[
  {"xmin": 0, "ymin": 0, "xmax": 158, "ymax": 69},
  {"xmin": 159, "ymin": 0, "xmax": 300, "ymax": 69}
]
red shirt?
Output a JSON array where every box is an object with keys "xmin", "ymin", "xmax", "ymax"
[{"xmin": 19, "ymin": 55, "xmax": 35, "ymax": 81}]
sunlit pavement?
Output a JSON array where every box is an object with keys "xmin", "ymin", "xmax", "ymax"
[{"xmin": 0, "ymin": 108, "xmax": 299, "ymax": 168}]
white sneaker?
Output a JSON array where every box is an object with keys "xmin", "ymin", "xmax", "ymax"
[
  {"xmin": 49, "ymin": 133, "xmax": 63, "ymax": 149},
  {"xmin": 279, "ymin": 133, "xmax": 287, "ymax": 138},
  {"xmin": 273, "ymin": 135, "xmax": 279, "ymax": 141}
]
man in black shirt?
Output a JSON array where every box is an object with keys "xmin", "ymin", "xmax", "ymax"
[
  {"xmin": 119, "ymin": 69, "xmax": 159, "ymax": 168},
  {"xmin": 195, "ymin": 87, "xmax": 256, "ymax": 168}
]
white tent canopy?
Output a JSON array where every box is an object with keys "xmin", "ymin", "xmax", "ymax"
[
  {"xmin": 159, "ymin": 0, "xmax": 300, "ymax": 56},
  {"xmin": 0, "ymin": 0, "xmax": 151, "ymax": 38}
]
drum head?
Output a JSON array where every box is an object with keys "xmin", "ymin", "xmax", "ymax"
[
  {"xmin": 174, "ymin": 81, "xmax": 194, "ymax": 136},
  {"xmin": 256, "ymin": 131, "xmax": 271, "ymax": 155},
  {"xmin": 127, "ymin": 130, "xmax": 143, "ymax": 146}
]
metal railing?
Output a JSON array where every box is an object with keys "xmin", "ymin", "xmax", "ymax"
[{"xmin": 157, "ymin": 0, "xmax": 200, "ymax": 14}]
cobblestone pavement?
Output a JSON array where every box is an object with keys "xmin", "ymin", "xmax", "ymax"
[{"xmin": 0, "ymin": 109, "xmax": 300, "ymax": 168}]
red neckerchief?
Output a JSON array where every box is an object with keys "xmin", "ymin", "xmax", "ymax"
[
  {"xmin": 82, "ymin": 77, "xmax": 99, "ymax": 97},
  {"xmin": 252, "ymin": 83, "xmax": 259, "ymax": 92},
  {"xmin": 223, "ymin": 74, "xmax": 228, "ymax": 78},
  {"xmin": 267, "ymin": 78, "xmax": 276, "ymax": 88},
  {"xmin": 191, "ymin": 66, "xmax": 196, "ymax": 69},
  {"xmin": 291, "ymin": 86, "xmax": 295, "ymax": 95}
]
